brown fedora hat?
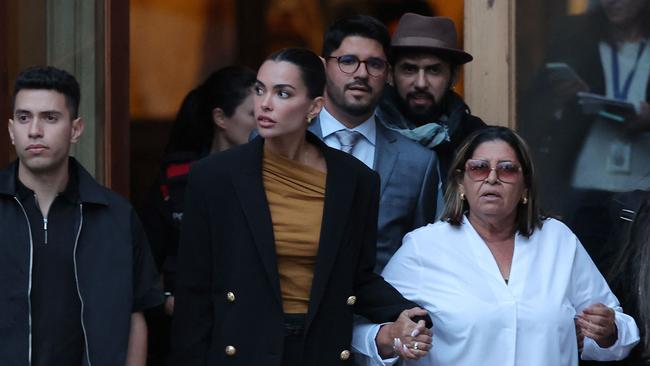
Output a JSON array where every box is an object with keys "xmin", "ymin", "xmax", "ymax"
[{"xmin": 391, "ymin": 13, "xmax": 473, "ymax": 64}]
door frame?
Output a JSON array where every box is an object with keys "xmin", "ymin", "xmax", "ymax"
[
  {"xmin": 0, "ymin": 0, "xmax": 131, "ymax": 198},
  {"xmin": 102, "ymin": 0, "xmax": 130, "ymax": 197},
  {"xmin": 464, "ymin": 0, "xmax": 517, "ymax": 128},
  {"xmin": 0, "ymin": 1, "xmax": 10, "ymax": 164}
]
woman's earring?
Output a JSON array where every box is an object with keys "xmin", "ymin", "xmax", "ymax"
[
  {"xmin": 521, "ymin": 196, "xmax": 528, "ymax": 205},
  {"xmin": 306, "ymin": 115, "xmax": 314, "ymax": 124},
  {"xmin": 460, "ymin": 193, "xmax": 465, "ymax": 201}
]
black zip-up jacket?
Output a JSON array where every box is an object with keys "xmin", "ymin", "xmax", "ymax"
[{"xmin": 0, "ymin": 158, "xmax": 163, "ymax": 366}]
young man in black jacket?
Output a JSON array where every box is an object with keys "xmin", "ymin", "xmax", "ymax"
[{"xmin": 1, "ymin": 66, "xmax": 162, "ymax": 365}]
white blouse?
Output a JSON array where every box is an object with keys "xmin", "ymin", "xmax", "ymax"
[{"xmin": 352, "ymin": 217, "xmax": 639, "ymax": 366}]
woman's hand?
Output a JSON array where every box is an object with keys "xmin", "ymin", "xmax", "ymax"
[
  {"xmin": 575, "ymin": 303, "xmax": 618, "ymax": 348},
  {"xmin": 375, "ymin": 307, "xmax": 432, "ymax": 360}
]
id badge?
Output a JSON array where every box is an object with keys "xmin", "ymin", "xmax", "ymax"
[{"xmin": 606, "ymin": 140, "xmax": 632, "ymax": 174}]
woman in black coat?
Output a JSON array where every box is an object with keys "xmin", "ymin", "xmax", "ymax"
[{"xmin": 169, "ymin": 48, "xmax": 432, "ymax": 366}]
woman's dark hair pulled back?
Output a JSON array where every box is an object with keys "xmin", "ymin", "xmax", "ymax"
[
  {"xmin": 266, "ymin": 48, "xmax": 326, "ymax": 99},
  {"xmin": 165, "ymin": 65, "xmax": 256, "ymax": 153}
]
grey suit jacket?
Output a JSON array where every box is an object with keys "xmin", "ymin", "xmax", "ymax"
[{"xmin": 310, "ymin": 115, "xmax": 439, "ymax": 272}]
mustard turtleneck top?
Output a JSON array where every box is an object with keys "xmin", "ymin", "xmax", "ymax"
[{"xmin": 262, "ymin": 147, "xmax": 326, "ymax": 313}]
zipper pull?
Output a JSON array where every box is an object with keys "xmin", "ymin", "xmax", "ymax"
[{"xmin": 43, "ymin": 218, "xmax": 48, "ymax": 245}]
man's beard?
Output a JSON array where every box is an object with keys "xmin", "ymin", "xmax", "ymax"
[
  {"xmin": 398, "ymin": 91, "xmax": 446, "ymax": 126},
  {"xmin": 326, "ymin": 80, "xmax": 377, "ymax": 117}
]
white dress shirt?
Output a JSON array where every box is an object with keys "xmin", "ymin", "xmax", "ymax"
[
  {"xmin": 353, "ymin": 217, "xmax": 639, "ymax": 366},
  {"xmin": 319, "ymin": 107, "xmax": 376, "ymax": 168}
]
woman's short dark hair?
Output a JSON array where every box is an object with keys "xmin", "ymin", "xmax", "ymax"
[
  {"xmin": 266, "ymin": 48, "xmax": 325, "ymax": 99},
  {"xmin": 165, "ymin": 66, "xmax": 256, "ymax": 154},
  {"xmin": 441, "ymin": 126, "xmax": 544, "ymax": 237},
  {"xmin": 321, "ymin": 15, "xmax": 391, "ymax": 62}
]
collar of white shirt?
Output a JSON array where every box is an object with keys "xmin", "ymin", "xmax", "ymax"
[{"xmin": 319, "ymin": 107, "xmax": 377, "ymax": 146}]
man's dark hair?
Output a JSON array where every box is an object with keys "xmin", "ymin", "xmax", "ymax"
[
  {"xmin": 267, "ymin": 48, "xmax": 326, "ymax": 99},
  {"xmin": 321, "ymin": 15, "xmax": 392, "ymax": 61},
  {"xmin": 13, "ymin": 66, "xmax": 81, "ymax": 118}
]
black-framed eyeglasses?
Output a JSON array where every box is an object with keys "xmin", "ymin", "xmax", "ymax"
[
  {"xmin": 326, "ymin": 55, "xmax": 388, "ymax": 77},
  {"xmin": 462, "ymin": 159, "xmax": 522, "ymax": 183}
]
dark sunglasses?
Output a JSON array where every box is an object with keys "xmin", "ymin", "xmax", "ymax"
[{"xmin": 463, "ymin": 159, "xmax": 522, "ymax": 183}]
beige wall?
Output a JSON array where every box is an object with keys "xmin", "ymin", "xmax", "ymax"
[
  {"xmin": 7, "ymin": 0, "xmax": 101, "ymax": 175},
  {"xmin": 464, "ymin": 0, "xmax": 516, "ymax": 127},
  {"xmin": 130, "ymin": 0, "xmax": 236, "ymax": 120}
]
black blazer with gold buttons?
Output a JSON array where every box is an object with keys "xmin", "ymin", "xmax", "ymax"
[{"xmin": 169, "ymin": 132, "xmax": 424, "ymax": 365}]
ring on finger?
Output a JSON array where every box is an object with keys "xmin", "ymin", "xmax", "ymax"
[{"xmin": 413, "ymin": 342, "xmax": 419, "ymax": 351}]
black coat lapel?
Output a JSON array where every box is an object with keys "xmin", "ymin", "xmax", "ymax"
[
  {"xmin": 230, "ymin": 133, "xmax": 361, "ymax": 321},
  {"xmin": 230, "ymin": 137, "xmax": 282, "ymax": 306},
  {"xmin": 306, "ymin": 138, "xmax": 358, "ymax": 330}
]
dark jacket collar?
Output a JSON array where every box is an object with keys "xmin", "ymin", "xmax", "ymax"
[
  {"xmin": 0, "ymin": 157, "xmax": 110, "ymax": 205},
  {"xmin": 0, "ymin": 161, "xmax": 18, "ymax": 197},
  {"xmin": 15, "ymin": 162, "xmax": 79, "ymax": 203}
]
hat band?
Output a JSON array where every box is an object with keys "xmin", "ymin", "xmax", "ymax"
[{"xmin": 392, "ymin": 36, "xmax": 454, "ymax": 49}]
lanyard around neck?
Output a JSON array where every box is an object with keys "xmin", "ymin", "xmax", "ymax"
[{"xmin": 611, "ymin": 41, "xmax": 647, "ymax": 100}]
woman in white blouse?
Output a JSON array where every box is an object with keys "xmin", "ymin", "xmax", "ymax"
[{"xmin": 352, "ymin": 126, "xmax": 640, "ymax": 365}]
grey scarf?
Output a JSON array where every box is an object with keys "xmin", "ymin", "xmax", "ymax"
[{"xmin": 376, "ymin": 87, "xmax": 452, "ymax": 149}]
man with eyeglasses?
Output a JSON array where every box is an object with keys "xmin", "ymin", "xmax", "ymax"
[
  {"xmin": 376, "ymin": 13, "xmax": 486, "ymax": 186},
  {"xmin": 309, "ymin": 15, "xmax": 438, "ymax": 273}
]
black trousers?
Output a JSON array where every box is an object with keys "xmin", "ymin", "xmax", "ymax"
[{"xmin": 282, "ymin": 313, "xmax": 306, "ymax": 366}]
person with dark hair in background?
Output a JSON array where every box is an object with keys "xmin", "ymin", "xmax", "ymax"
[
  {"xmin": 310, "ymin": 14, "xmax": 439, "ymax": 273},
  {"xmin": 170, "ymin": 47, "xmax": 432, "ymax": 366},
  {"xmin": 353, "ymin": 126, "xmax": 639, "ymax": 366},
  {"xmin": 377, "ymin": 13, "xmax": 486, "ymax": 186},
  {"xmin": 0, "ymin": 66, "xmax": 162, "ymax": 365},
  {"xmin": 139, "ymin": 65, "xmax": 256, "ymax": 364},
  {"xmin": 606, "ymin": 190, "xmax": 650, "ymax": 365},
  {"xmin": 164, "ymin": 66, "xmax": 258, "ymax": 156}
]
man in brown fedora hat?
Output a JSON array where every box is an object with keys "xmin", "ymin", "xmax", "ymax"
[{"xmin": 377, "ymin": 13, "xmax": 486, "ymax": 186}]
